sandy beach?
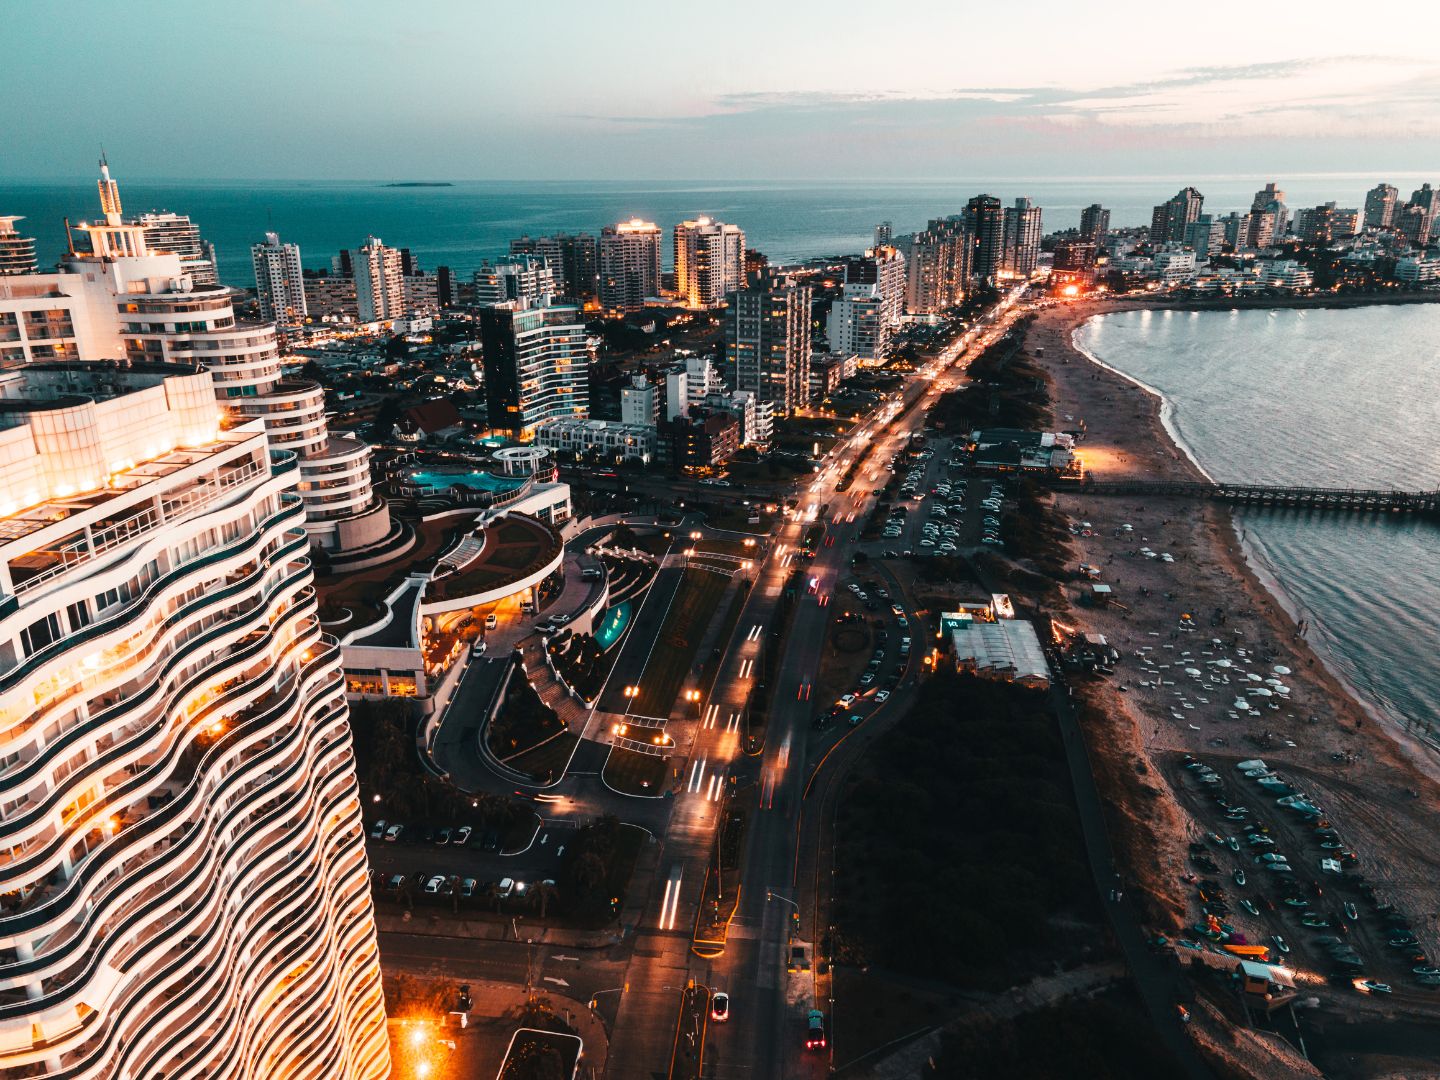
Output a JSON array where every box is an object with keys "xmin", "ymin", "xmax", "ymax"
[{"xmin": 1024, "ymin": 297, "xmax": 1440, "ymax": 1071}]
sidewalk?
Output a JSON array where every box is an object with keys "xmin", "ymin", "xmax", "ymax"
[{"xmin": 374, "ymin": 909, "xmax": 622, "ymax": 949}]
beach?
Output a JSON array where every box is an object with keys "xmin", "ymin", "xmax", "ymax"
[{"xmin": 1025, "ymin": 299, "xmax": 1440, "ymax": 1067}]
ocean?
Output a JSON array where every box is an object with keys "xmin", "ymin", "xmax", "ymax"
[
  {"xmin": 1073, "ymin": 305, "xmax": 1440, "ymax": 745},
  {"xmin": 2, "ymin": 173, "xmax": 1429, "ymax": 285}
]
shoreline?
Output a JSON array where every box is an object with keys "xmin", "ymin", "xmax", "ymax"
[{"xmin": 1026, "ymin": 297, "xmax": 1440, "ymax": 1010}]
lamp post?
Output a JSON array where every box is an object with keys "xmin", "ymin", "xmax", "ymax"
[{"xmin": 684, "ymin": 688, "xmax": 702, "ymax": 719}]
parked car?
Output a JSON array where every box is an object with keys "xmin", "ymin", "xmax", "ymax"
[
  {"xmin": 384, "ymin": 824, "xmax": 404, "ymax": 843},
  {"xmin": 369, "ymin": 820, "xmax": 388, "ymax": 840},
  {"xmin": 497, "ymin": 878, "xmax": 515, "ymax": 899},
  {"xmin": 423, "ymin": 875, "xmax": 446, "ymax": 894},
  {"xmin": 454, "ymin": 825, "xmax": 472, "ymax": 846}
]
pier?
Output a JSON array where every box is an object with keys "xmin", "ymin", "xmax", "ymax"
[{"xmin": 1063, "ymin": 478, "xmax": 1440, "ymax": 515}]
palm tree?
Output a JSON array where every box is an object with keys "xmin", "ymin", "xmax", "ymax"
[{"xmin": 528, "ymin": 880, "xmax": 559, "ymax": 920}]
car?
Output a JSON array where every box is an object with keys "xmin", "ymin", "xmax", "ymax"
[
  {"xmin": 435, "ymin": 827, "xmax": 452, "ymax": 845},
  {"xmin": 846, "ymin": 583, "xmax": 861, "ymax": 593},
  {"xmin": 859, "ymin": 671, "xmax": 875, "ymax": 686},
  {"xmin": 369, "ymin": 820, "xmax": 388, "ymax": 840},
  {"xmin": 710, "ymin": 991, "xmax": 730, "ymax": 1022},
  {"xmin": 897, "ymin": 616, "xmax": 909, "ymax": 628},
  {"xmin": 848, "ymin": 713, "xmax": 864, "ymax": 727},
  {"xmin": 454, "ymin": 825, "xmax": 472, "ymax": 846},
  {"xmin": 461, "ymin": 877, "xmax": 477, "ymax": 898},
  {"xmin": 384, "ymin": 824, "xmax": 404, "ymax": 842},
  {"xmin": 874, "ymin": 690, "xmax": 891, "ymax": 703},
  {"xmin": 1240, "ymin": 899, "xmax": 1259, "ymax": 916},
  {"xmin": 1233, "ymin": 868, "xmax": 1246, "ymax": 887},
  {"xmin": 805, "ymin": 1009, "xmax": 827, "ymax": 1051},
  {"xmin": 1344, "ymin": 901, "xmax": 1358, "ymax": 921},
  {"xmin": 485, "ymin": 613, "xmax": 498, "ymax": 630},
  {"xmin": 496, "ymin": 878, "xmax": 515, "ymax": 899},
  {"xmin": 423, "ymin": 875, "xmax": 446, "ymax": 894},
  {"xmin": 920, "ymin": 538, "xmax": 935, "ymax": 547},
  {"xmin": 1355, "ymin": 980, "xmax": 1392, "ymax": 995},
  {"xmin": 838, "ymin": 693, "xmax": 856, "ymax": 707},
  {"xmin": 386, "ymin": 873, "xmax": 406, "ymax": 891},
  {"xmin": 1272, "ymin": 935, "xmax": 1290, "ymax": 955}
]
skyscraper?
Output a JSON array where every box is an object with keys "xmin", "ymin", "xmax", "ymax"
[
  {"xmin": 1250, "ymin": 182, "xmax": 1285, "ymax": 214},
  {"xmin": 1079, "ymin": 204, "xmax": 1110, "ymax": 250},
  {"xmin": 905, "ymin": 216, "xmax": 972, "ymax": 314},
  {"xmin": 0, "ymin": 216, "xmax": 37, "ymax": 275},
  {"xmin": 0, "ymin": 362, "xmax": 390, "ymax": 1079},
  {"xmin": 251, "ymin": 231, "xmax": 308, "ymax": 329},
  {"xmin": 724, "ymin": 270, "xmax": 812, "ymax": 415},
  {"xmin": 843, "ymin": 246, "xmax": 906, "ymax": 328},
  {"xmin": 598, "ymin": 219, "xmax": 662, "ymax": 313},
  {"xmin": 510, "ymin": 233, "xmax": 599, "ymax": 302},
  {"xmin": 137, "ymin": 210, "xmax": 219, "ymax": 285},
  {"xmin": 965, "ymin": 195, "xmax": 1005, "ymax": 281},
  {"xmin": 1151, "ymin": 187, "xmax": 1204, "ymax": 247},
  {"xmin": 874, "ymin": 221, "xmax": 893, "ymax": 247},
  {"xmin": 674, "ymin": 217, "xmax": 746, "ymax": 309},
  {"xmin": 1364, "ymin": 183, "xmax": 1399, "ymax": 229},
  {"xmin": 474, "ymin": 255, "xmax": 556, "ymax": 307},
  {"xmin": 353, "ymin": 236, "xmax": 405, "ymax": 321},
  {"xmin": 480, "ymin": 302, "xmax": 590, "ymax": 438},
  {"xmin": 1002, "ymin": 197, "xmax": 1043, "ymax": 276}
]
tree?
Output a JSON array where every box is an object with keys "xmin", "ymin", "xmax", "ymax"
[{"xmin": 528, "ymin": 880, "xmax": 560, "ymax": 920}]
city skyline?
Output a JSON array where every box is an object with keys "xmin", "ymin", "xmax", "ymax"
[{"xmin": 3, "ymin": 1, "xmax": 1438, "ymax": 181}]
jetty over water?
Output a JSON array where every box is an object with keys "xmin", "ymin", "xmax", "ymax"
[{"xmin": 1063, "ymin": 479, "xmax": 1440, "ymax": 515}]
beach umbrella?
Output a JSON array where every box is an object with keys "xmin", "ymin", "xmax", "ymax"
[
  {"xmin": 1249, "ymin": 688, "xmax": 1273, "ymax": 697},
  {"xmin": 1274, "ymin": 684, "xmax": 1291, "ymax": 695},
  {"xmin": 1234, "ymin": 698, "xmax": 1250, "ymax": 710},
  {"xmin": 1273, "ymin": 665, "xmax": 1292, "ymax": 675},
  {"xmin": 1213, "ymin": 659, "xmax": 1232, "ymax": 668},
  {"xmin": 1184, "ymin": 667, "xmax": 1201, "ymax": 676},
  {"xmin": 1247, "ymin": 673, "xmax": 1263, "ymax": 682}
]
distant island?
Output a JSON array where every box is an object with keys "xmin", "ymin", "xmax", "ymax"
[{"xmin": 383, "ymin": 182, "xmax": 454, "ymax": 188}]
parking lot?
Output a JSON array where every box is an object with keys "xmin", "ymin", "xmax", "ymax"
[
  {"xmin": 364, "ymin": 816, "xmax": 573, "ymax": 911},
  {"xmin": 1172, "ymin": 753, "xmax": 1437, "ymax": 1000},
  {"xmin": 871, "ymin": 437, "xmax": 1006, "ymax": 557}
]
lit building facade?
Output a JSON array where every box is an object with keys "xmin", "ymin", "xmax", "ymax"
[
  {"xmin": 724, "ymin": 270, "xmax": 812, "ymax": 414},
  {"xmin": 1001, "ymin": 198, "xmax": 1043, "ymax": 276},
  {"xmin": 598, "ymin": 219, "xmax": 662, "ymax": 313},
  {"xmin": 473, "ymin": 256, "xmax": 556, "ymax": 308},
  {"xmin": 510, "ymin": 233, "xmax": 599, "ymax": 302},
  {"xmin": 1151, "ymin": 187, "xmax": 1205, "ymax": 247},
  {"xmin": 480, "ymin": 302, "xmax": 589, "ymax": 438},
  {"xmin": 673, "ymin": 217, "xmax": 745, "ymax": 309},
  {"xmin": 352, "ymin": 237, "xmax": 405, "ymax": 322},
  {"xmin": 0, "ymin": 362, "xmax": 389, "ymax": 1079},
  {"xmin": 1078, "ymin": 204, "xmax": 1110, "ymax": 250},
  {"xmin": 136, "ymin": 211, "xmax": 218, "ymax": 286},
  {"xmin": 965, "ymin": 195, "xmax": 1005, "ymax": 281}
]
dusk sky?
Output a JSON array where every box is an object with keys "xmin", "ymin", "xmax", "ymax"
[{"xmin": 5, "ymin": 0, "xmax": 1438, "ymax": 180}]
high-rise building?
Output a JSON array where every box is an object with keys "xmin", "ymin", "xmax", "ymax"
[
  {"xmin": 1363, "ymin": 184, "xmax": 1399, "ymax": 230},
  {"xmin": 352, "ymin": 236, "xmax": 405, "ymax": 322},
  {"xmin": 905, "ymin": 216, "xmax": 972, "ymax": 314},
  {"xmin": 0, "ymin": 361, "xmax": 390, "ymax": 1079},
  {"xmin": 674, "ymin": 217, "xmax": 746, "ymax": 309},
  {"xmin": 3, "ymin": 161, "xmax": 394, "ymax": 556},
  {"xmin": 1151, "ymin": 187, "xmax": 1204, "ymax": 247},
  {"xmin": 827, "ymin": 285, "xmax": 888, "ymax": 363},
  {"xmin": 1079, "ymin": 204, "xmax": 1110, "ymax": 250},
  {"xmin": 137, "ymin": 210, "xmax": 219, "ymax": 285},
  {"xmin": 1183, "ymin": 215, "xmax": 1227, "ymax": 258},
  {"xmin": 480, "ymin": 302, "xmax": 590, "ymax": 438},
  {"xmin": 874, "ymin": 221, "xmax": 893, "ymax": 247},
  {"xmin": 1002, "ymin": 198, "xmax": 1043, "ymax": 276},
  {"xmin": 664, "ymin": 365, "xmax": 689, "ymax": 421},
  {"xmin": 474, "ymin": 255, "xmax": 556, "ymax": 308},
  {"xmin": 966, "ymin": 195, "xmax": 1005, "ymax": 281},
  {"xmin": 0, "ymin": 216, "xmax": 37, "ymax": 275},
  {"xmin": 620, "ymin": 374, "xmax": 660, "ymax": 427},
  {"xmin": 724, "ymin": 270, "xmax": 812, "ymax": 415},
  {"xmin": 251, "ymin": 231, "xmax": 308, "ymax": 330},
  {"xmin": 510, "ymin": 233, "xmax": 599, "ymax": 302},
  {"xmin": 843, "ymin": 246, "xmax": 905, "ymax": 329},
  {"xmin": 1293, "ymin": 203, "xmax": 1360, "ymax": 245},
  {"xmin": 1250, "ymin": 182, "xmax": 1285, "ymax": 215},
  {"xmin": 598, "ymin": 219, "xmax": 662, "ymax": 313}
]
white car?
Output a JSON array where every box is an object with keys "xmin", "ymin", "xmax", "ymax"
[
  {"xmin": 424, "ymin": 875, "xmax": 446, "ymax": 894},
  {"xmin": 875, "ymin": 690, "xmax": 891, "ymax": 703},
  {"xmin": 838, "ymin": 694, "xmax": 856, "ymax": 707}
]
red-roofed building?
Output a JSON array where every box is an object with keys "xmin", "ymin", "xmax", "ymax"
[{"xmin": 395, "ymin": 398, "xmax": 465, "ymax": 443}]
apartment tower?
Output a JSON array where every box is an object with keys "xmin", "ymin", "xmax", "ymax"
[
  {"xmin": 352, "ymin": 236, "xmax": 405, "ymax": 322},
  {"xmin": 251, "ymin": 231, "xmax": 308, "ymax": 331},
  {"xmin": 673, "ymin": 217, "xmax": 745, "ymax": 309},
  {"xmin": 0, "ymin": 361, "xmax": 389, "ymax": 1078},
  {"xmin": 598, "ymin": 219, "xmax": 662, "ymax": 313}
]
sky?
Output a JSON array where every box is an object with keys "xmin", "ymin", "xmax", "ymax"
[{"xmin": 4, "ymin": 0, "xmax": 1438, "ymax": 181}]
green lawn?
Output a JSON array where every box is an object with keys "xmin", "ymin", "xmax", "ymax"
[
  {"xmin": 630, "ymin": 567, "xmax": 731, "ymax": 717},
  {"xmin": 506, "ymin": 731, "xmax": 580, "ymax": 784}
]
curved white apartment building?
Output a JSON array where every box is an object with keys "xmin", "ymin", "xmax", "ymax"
[
  {"xmin": 0, "ymin": 362, "xmax": 389, "ymax": 1078},
  {"xmin": 26, "ymin": 158, "xmax": 396, "ymax": 556}
]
